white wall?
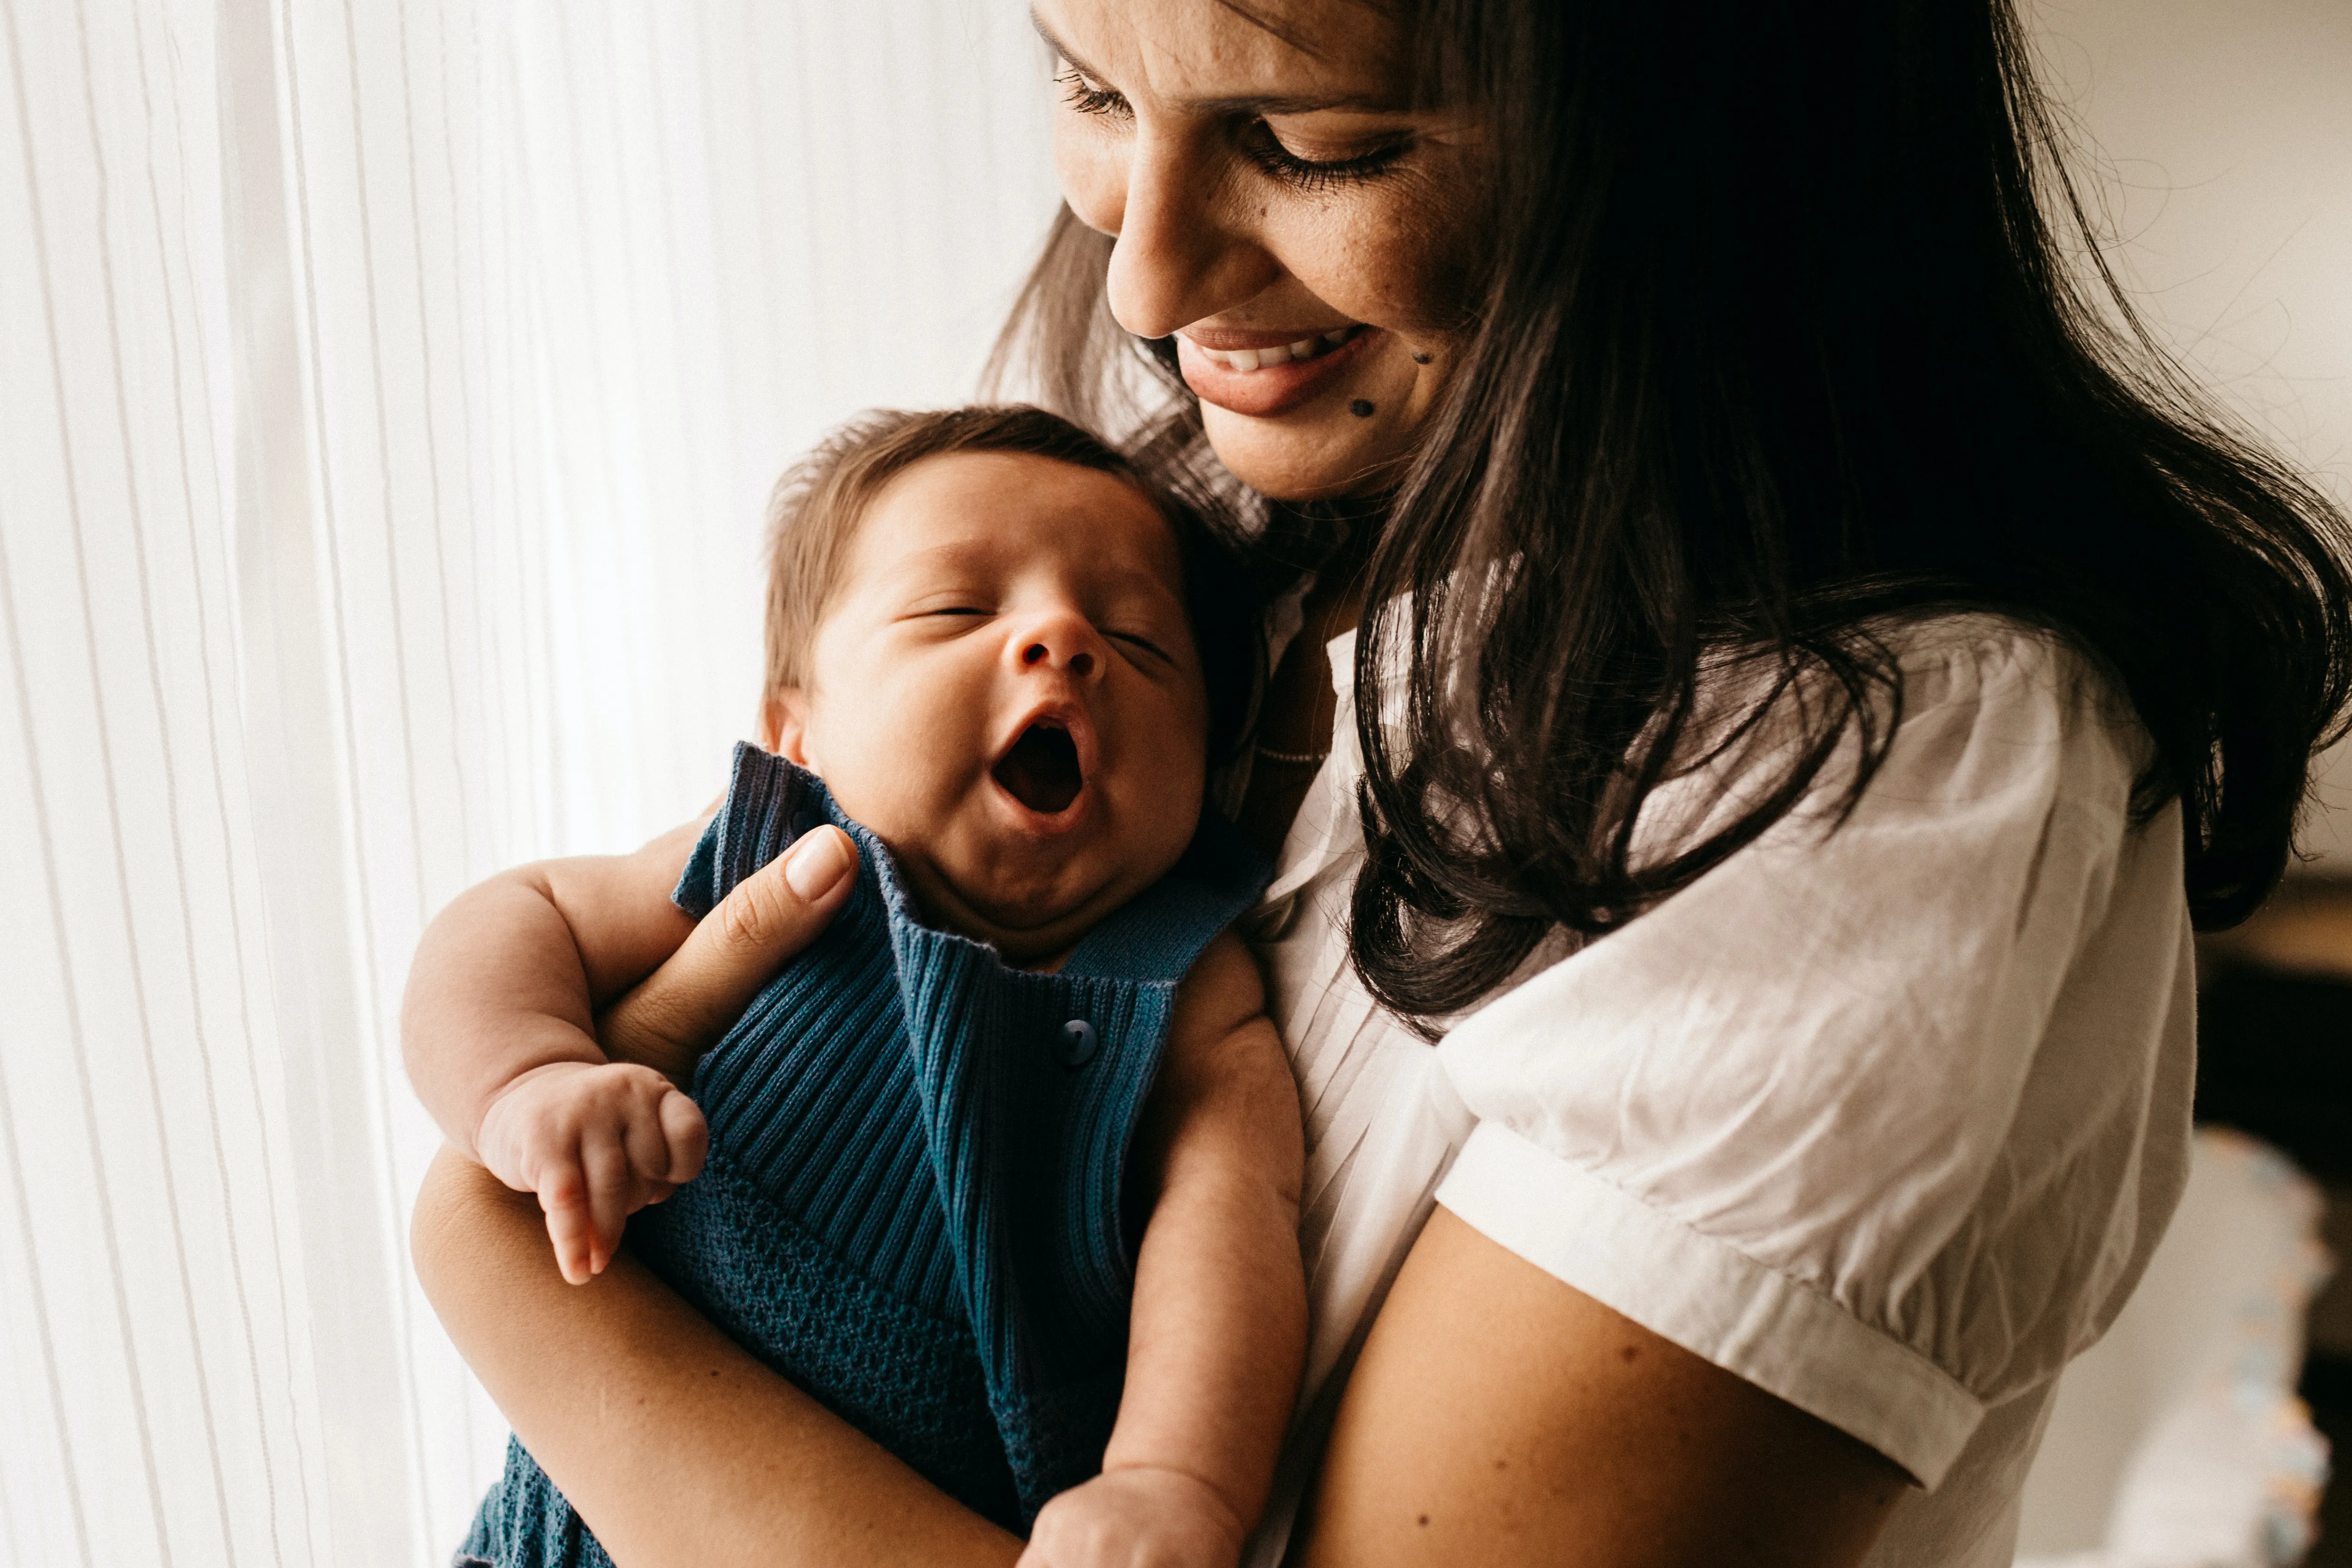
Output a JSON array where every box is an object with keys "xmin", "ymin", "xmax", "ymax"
[{"xmin": 2032, "ymin": 0, "xmax": 2352, "ymax": 867}]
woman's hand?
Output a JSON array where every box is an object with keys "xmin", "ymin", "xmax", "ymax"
[{"xmin": 597, "ymin": 823, "xmax": 857, "ymax": 1082}]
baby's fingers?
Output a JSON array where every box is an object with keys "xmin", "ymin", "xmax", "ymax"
[
  {"xmin": 539, "ymin": 1162, "xmax": 597, "ymax": 1286},
  {"xmin": 658, "ymin": 1089, "xmax": 708, "ymax": 1187},
  {"xmin": 578, "ymin": 1125, "xmax": 631, "ymax": 1277},
  {"xmin": 617, "ymin": 1084, "xmax": 704, "ymax": 1191}
]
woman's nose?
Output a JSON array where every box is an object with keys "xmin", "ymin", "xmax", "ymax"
[
  {"xmin": 1075, "ymin": 127, "xmax": 1282, "ymax": 341},
  {"xmin": 1006, "ymin": 609, "xmax": 1105, "ymax": 681}
]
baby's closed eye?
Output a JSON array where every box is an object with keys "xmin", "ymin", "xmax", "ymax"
[{"xmin": 1108, "ymin": 630, "xmax": 1177, "ymax": 666}]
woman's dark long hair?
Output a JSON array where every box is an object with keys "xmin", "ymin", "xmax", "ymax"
[{"xmin": 992, "ymin": 0, "xmax": 2352, "ymax": 1022}]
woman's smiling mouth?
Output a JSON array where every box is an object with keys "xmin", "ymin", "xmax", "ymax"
[
  {"xmin": 1183, "ymin": 323, "xmax": 1368, "ymax": 371},
  {"xmin": 1176, "ymin": 325, "xmax": 1379, "ymax": 418}
]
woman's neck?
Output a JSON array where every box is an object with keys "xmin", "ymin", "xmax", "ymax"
[{"xmin": 1234, "ymin": 552, "xmax": 1371, "ymax": 859}]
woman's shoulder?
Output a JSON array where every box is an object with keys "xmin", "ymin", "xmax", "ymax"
[
  {"xmin": 1876, "ymin": 609, "xmax": 2111, "ymax": 701},
  {"xmin": 1862, "ymin": 609, "xmax": 2151, "ymax": 817},
  {"xmin": 1432, "ymin": 607, "xmax": 2196, "ymax": 1500},
  {"xmin": 1652, "ymin": 611, "xmax": 2150, "ymax": 863}
]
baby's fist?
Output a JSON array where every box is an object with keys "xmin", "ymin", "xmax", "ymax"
[
  {"xmin": 1018, "ymin": 1467, "xmax": 1247, "ymax": 1568},
  {"xmin": 475, "ymin": 1061, "xmax": 708, "ymax": 1284}
]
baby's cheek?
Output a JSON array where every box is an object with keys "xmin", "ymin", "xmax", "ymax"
[
  {"xmin": 831, "ymin": 762, "xmax": 947, "ymax": 849},
  {"xmin": 1131, "ymin": 722, "xmax": 1210, "ymax": 853},
  {"xmin": 814, "ymin": 680, "xmax": 974, "ymax": 821}
]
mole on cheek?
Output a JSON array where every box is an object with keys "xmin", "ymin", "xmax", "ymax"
[{"xmin": 1349, "ymin": 399, "xmax": 1375, "ymax": 418}]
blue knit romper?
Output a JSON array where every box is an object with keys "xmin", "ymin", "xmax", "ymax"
[{"xmin": 458, "ymin": 743, "xmax": 1271, "ymax": 1566}]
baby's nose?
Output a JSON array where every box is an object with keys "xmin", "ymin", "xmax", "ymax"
[
  {"xmin": 1009, "ymin": 610, "xmax": 1103, "ymax": 679},
  {"xmin": 1023, "ymin": 641, "xmax": 1095, "ymax": 677}
]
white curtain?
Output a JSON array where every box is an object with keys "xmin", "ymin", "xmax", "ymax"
[{"xmin": 0, "ymin": 1, "xmax": 1058, "ymax": 1562}]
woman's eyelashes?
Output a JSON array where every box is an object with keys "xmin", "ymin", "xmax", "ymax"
[
  {"xmin": 1053, "ymin": 62, "xmax": 1408, "ymax": 192},
  {"xmin": 1056, "ymin": 65, "xmax": 1128, "ymax": 121},
  {"xmin": 1237, "ymin": 123, "xmax": 1410, "ymax": 191}
]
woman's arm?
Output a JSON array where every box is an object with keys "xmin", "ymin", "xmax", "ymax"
[
  {"xmin": 1300, "ymin": 1207, "xmax": 1910, "ymax": 1568},
  {"xmin": 418, "ymin": 1156, "xmax": 1904, "ymax": 1567},
  {"xmin": 413, "ymin": 1149, "xmax": 1023, "ymax": 1568},
  {"xmin": 414, "ymin": 860, "xmax": 1908, "ymax": 1566}
]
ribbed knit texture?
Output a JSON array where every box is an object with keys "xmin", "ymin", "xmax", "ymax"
[{"xmin": 462, "ymin": 744, "xmax": 1269, "ymax": 1564}]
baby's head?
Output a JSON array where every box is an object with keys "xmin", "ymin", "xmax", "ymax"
[{"xmin": 760, "ymin": 406, "xmax": 1255, "ymax": 964}]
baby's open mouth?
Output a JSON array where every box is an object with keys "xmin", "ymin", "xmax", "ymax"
[{"xmin": 992, "ymin": 720, "xmax": 1084, "ymax": 816}]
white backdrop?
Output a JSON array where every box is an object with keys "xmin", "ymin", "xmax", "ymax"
[
  {"xmin": 0, "ymin": 1, "xmax": 1056, "ymax": 1562},
  {"xmin": 1, "ymin": 1, "xmax": 2346, "ymax": 1566},
  {"xmin": 2032, "ymin": 0, "xmax": 2352, "ymax": 864}
]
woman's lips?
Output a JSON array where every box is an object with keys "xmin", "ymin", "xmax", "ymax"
[{"xmin": 1176, "ymin": 326, "xmax": 1379, "ymax": 418}]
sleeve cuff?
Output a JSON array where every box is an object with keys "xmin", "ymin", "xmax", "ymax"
[{"xmin": 1433, "ymin": 1120, "xmax": 1983, "ymax": 1490}]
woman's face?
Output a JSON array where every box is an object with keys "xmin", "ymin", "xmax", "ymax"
[{"xmin": 1040, "ymin": 0, "xmax": 1490, "ymax": 501}]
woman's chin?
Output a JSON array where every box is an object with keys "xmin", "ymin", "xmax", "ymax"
[
  {"xmin": 1197, "ymin": 399, "xmax": 1416, "ymax": 502},
  {"xmin": 1193, "ymin": 341, "xmax": 1446, "ymax": 501}
]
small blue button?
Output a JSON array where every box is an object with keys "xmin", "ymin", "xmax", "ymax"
[{"xmin": 1058, "ymin": 1019, "xmax": 1097, "ymax": 1068}]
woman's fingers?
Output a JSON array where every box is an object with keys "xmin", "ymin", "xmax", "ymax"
[{"xmin": 599, "ymin": 826, "xmax": 858, "ymax": 1080}]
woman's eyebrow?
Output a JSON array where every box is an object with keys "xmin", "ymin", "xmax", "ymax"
[{"xmin": 1030, "ymin": 10, "xmax": 1401, "ymax": 114}]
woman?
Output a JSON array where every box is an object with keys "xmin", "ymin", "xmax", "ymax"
[{"xmin": 411, "ymin": 0, "xmax": 2352, "ymax": 1562}]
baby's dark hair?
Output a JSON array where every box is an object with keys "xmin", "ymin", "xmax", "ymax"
[{"xmin": 762, "ymin": 404, "xmax": 1260, "ymax": 762}]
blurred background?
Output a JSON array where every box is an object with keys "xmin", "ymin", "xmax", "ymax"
[
  {"xmin": 0, "ymin": 0, "xmax": 2344, "ymax": 1563},
  {"xmin": 2022, "ymin": 0, "xmax": 2352, "ymax": 1565}
]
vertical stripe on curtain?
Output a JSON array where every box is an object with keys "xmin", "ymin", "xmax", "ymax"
[{"xmin": 0, "ymin": 1, "xmax": 1058, "ymax": 1562}]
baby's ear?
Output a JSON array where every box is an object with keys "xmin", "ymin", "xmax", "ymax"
[{"xmin": 761, "ymin": 689, "xmax": 818, "ymax": 769}]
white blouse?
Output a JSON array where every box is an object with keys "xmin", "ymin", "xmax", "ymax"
[{"xmin": 1241, "ymin": 614, "xmax": 2197, "ymax": 1568}]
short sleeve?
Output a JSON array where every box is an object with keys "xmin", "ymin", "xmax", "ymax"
[{"xmin": 1431, "ymin": 617, "xmax": 2196, "ymax": 1489}]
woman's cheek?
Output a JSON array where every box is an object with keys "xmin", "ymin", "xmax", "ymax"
[{"xmin": 1308, "ymin": 198, "xmax": 1472, "ymax": 338}]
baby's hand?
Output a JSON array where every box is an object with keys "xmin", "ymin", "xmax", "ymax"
[
  {"xmin": 475, "ymin": 1062, "xmax": 708, "ymax": 1284},
  {"xmin": 1018, "ymin": 1466, "xmax": 1248, "ymax": 1568}
]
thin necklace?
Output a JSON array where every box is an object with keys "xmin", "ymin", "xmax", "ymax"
[{"xmin": 1253, "ymin": 742, "xmax": 1330, "ymax": 767}]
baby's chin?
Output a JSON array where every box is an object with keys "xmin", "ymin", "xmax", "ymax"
[
  {"xmin": 889, "ymin": 828, "xmax": 1187, "ymax": 967},
  {"xmin": 903, "ymin": 853, "xmax": 1137, "ymax": 966}
]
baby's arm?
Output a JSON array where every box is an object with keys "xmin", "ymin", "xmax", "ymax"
[
  {"xmin": 1023, "ymin": 933, "xmax": 1307, "ymax": 1568},
  {"xmin": 402, "ymin": 816, "xmax": 713, "ymax": 1284}
]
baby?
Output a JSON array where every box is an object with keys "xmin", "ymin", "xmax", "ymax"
[{"xmin": 404, "ymin": 406, "xmax": 1305, "ymax": 1568}]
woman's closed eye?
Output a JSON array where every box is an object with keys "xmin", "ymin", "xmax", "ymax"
[
  {"xmin": 1238, "ymin": 121, "xmax": 1411, "ymax": 192},
  {"xmin": 1056, "ymin": 63, "xmax": 1127, "ymax": 121},
  {"xmin": 1055, "ymin": 60, "xmax": 1408, "ymax": 192}
]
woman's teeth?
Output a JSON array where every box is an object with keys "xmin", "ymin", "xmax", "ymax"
[{"xmin": 1192, "ymin": 325, "xmax": 1363, "ymax": 373}]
